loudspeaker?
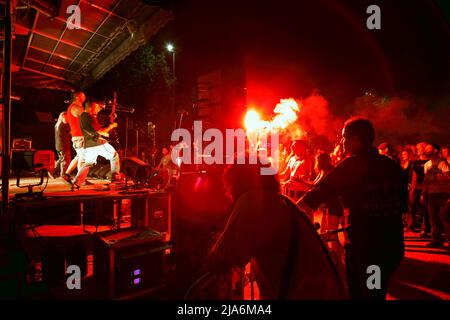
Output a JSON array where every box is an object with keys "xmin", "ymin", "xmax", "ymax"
[
  {"xmin": 41, "ymin": 246, "xmax": 66, "ymax": 286},
  {"xmin": 66, "ymin": 240, "xmax": 88, "ymax": 277},
  {"xmin": 148, "ymin": 168, "xmax": 169, "ymax": 190},
  {"xmin": 195, "ymin": 65, "xmax": 246, "ymax": 129},
  {"xmin": 131, "ymin": 192, "xmax": 171, "ymax": 235},
  {"xmin": 121, "ymin": 157, "xmax": 152, "ymax": 184},
  {"xmin": 93, "ymin": 228, "xmax": 169, "ymax": 298}
]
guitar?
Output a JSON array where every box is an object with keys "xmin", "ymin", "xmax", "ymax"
[{"xmin": 98, "ymin": 122, "xmax": 118, "ymax": 142}]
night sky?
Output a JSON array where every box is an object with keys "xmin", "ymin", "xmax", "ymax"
[{"xmin": 153, "ymin": 0, "xmax": 449, "ymax": 109}]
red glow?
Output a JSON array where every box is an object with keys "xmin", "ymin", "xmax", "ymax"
[{"xmin": 244, "ymin": 99, "xmax": 302, "ymax": 138}]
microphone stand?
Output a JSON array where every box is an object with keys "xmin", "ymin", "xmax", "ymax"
[
  {"xmin": 125, "ymin": 116, "xmax": 129, "ymax": 157},
  {"xmin": 100, "ymin": 95, "xmax": 135, "ymax": 157},
  {"xmin": 148, "ymin": 123, "xmax": 156, "ymax": 167},
  {"xmin": 135, "ymin": 127, "xmax": 139, "ymax": 158},
  {"xmin": 178, "ymin": 112, "xmax": 184, "ymax": 130},
  {"xmin": 175, "ymin": 112, "xmax": 187, "ymax": 177}
]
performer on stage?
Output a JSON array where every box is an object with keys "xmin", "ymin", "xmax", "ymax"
[
  {"xmin": 63, "ymin": 91, "xmax": 86, "ymax": 185},
  {"xmin": 54, "ymin": 112, "xmax": 71, "ymax": 177},
  {"xmin": 70, "ymin": 99, "xmax": 121, "ymax": 190}
]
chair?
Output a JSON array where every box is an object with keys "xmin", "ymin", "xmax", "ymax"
[{"xmin": 14, "ymin": 150, "xmax": 55, "ymax": 199}]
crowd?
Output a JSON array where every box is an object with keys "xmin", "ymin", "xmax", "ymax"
[
  {"xmin": 380, "ymin": 142, "xmax": 450, "ymax": 247},
  {"xmin": 277, "ymin": 138, "xmax": 450, "ymax": 249},
  {"xmin": 207, "ymin": 117, "xmax": 449, "ymax": 300}
]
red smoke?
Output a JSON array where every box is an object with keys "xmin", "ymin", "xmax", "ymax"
[
  {"xmin": 244, "ymin": 57, "xmax": 448, "ymax": 148},
  {"xmin": 297, "ymin": 93, "xmax": 343, "ymax": 147},
  {"xmin": 352, "ymin": 94, "xmax": 443, "ymax": 144}
]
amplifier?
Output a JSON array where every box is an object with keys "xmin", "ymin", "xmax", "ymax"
[
  {"xmin": 11, "ymin": 150, "xmax": 34, "ymax": 172},
  {"xmin": 12, "ymin": 138, "xmax": 32, "ymax": 150},
  {"xmin": 93, "ymin": 228, "xmax": 170, "ymax": 299}
]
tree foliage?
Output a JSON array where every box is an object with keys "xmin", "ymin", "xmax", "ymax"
[{"xmin": 128, "ymin": 43, "xmax": 174, "ymax": 92}]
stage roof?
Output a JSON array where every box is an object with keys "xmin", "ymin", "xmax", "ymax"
[{"xmin": 3, "ymin": 0, "xmax": 173, "ymax": 91}]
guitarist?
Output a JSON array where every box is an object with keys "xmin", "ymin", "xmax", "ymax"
[{"xmin": 71, "ymin": 99, "xmax": 121, "ymax": 190}]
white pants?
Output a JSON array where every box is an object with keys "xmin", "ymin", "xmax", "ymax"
[
  {"xmin": 72, "ymin": 136, "xmax": 85, "ymax": 171},
  {"xmin": 74, "ymin": 143, "xmax": 120, "ymax": 185},
  {"xmin": 85, "ymin": 143, "xmax": 118, "ymax": 166}
]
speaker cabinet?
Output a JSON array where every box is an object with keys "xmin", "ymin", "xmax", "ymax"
[
  {"xmin": 131, "ymin": 192, "xmax": 171, "ymax": 237},
  {"xmin": 93, "ymin": 228, "xmax": 169, "ymax": 299}
]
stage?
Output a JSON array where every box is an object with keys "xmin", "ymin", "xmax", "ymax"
[
  {"xmin": 5, "ymin": 176, "xmax": 119, "ymax": 198},
  {"xmin": 0, "ymin": 175, "xmax": 174, "ymax": 299}
]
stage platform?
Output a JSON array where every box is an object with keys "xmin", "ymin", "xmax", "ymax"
[
  {"xmin": 4, "ymin": 176, "xmax": 122, "ymax": 199},
  {"xmin": 5, "ymin": 176, "xmax": 172, "ymax": 231}
]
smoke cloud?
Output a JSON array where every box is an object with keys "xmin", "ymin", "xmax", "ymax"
[{"xmin": 352, "ymin": 94, "xmax": 445, "ymax": 145}]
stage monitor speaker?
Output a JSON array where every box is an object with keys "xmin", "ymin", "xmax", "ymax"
[
  {"xmin": 148, "ymin": 168, "xmax": 169, "ymax": 190},
  {"xmin": 121, "ymin": 157, "xmax": 152, "ymax": 184},
  {"xmin": 93, "ymin": 228, "xmax": 169, "ymax": 299}
]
